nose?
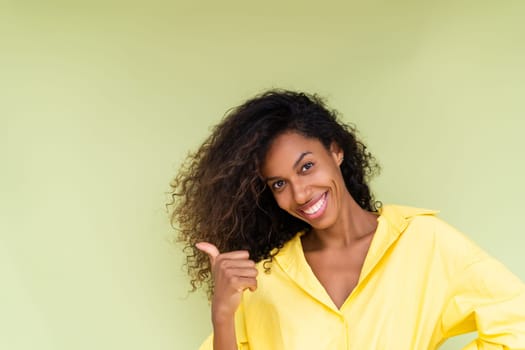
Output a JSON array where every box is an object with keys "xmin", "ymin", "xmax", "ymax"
[{"xmin": 290, "ymin": 179, "xmax": 310, "ymax": 205}]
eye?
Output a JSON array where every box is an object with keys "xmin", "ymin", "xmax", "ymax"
[
  {"xmin": 271, "ymin": 180, "xmax": 285, "ymax": 191},
  {"xmin": 301, "ymin": 161, "xmax": 314, "ymax": 172}
]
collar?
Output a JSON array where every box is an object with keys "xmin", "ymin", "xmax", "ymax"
[
  {"xmin": 272, "ymin": 204, "xmax": 439, "ymax": 312},
  {"xmin": 360, "ymin": 204, "xmax": 439, "ymax": 282}
]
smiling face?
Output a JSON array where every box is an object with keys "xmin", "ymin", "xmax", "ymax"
[{"xmin": 261, "ymin": 131, "xmax": 349, "ymax": 232}]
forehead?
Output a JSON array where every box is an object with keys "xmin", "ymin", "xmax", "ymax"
[
  {"xmin": 261, "ymin": 132, "xmax": 326, "ymax": 171},
  {"xmin": 267, "ymin": 132, "xmax": 324, "ymax": 154}
]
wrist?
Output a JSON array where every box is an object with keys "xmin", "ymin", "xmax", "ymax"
[{"xmin": 212, "ymin": 307, "xmax": 235, "ymax": 325}]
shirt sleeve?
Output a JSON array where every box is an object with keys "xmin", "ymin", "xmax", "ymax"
[
  {"xmin": 440, "ymin": 246, "xmax": 525, "ymax": 349},
  {"xmin": 198, "ymin": 301, "xmax": 250, "ymax": 350}
]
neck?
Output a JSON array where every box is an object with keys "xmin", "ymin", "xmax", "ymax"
[{"xmin": 304, "ymin": 193, "xmax": 379, "ymax": 250}]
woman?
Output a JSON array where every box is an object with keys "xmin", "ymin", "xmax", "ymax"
[{"xmin": 169, "ymin": 90, "xmax": 525, "ymax": 349}]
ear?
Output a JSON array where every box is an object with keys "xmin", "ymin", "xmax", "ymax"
[{"xmin": 329, "ymin": 142, "xmax": 344, "ymax": 166}]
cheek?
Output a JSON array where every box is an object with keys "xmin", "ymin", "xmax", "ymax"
[
  {"xmin": 273, "ymin": 193, "xmax": 290, "ymax": 211},
  {"xmin": 273, "ymin": 195, "xmax": 286, "ymax": 209}
]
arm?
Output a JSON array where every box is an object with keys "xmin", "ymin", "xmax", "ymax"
[
  {"xmin": 211, "ymin": 316, "xmax": 237, "ymax": 350},
  {"xmin": 198, "ymin": 304, "xmax": 249, "ymax": 350},
  {"xmin": 196, "ymin": 243, "xmax": 256, "ymax": 350},
  {"xmin": 440, "ymin": 244, "xmax": 525, "ymax": 349}
]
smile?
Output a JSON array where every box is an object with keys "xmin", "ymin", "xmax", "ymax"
[{"xmin": 299, "ymin": 192, "xmax": 328, "ymax": 218}]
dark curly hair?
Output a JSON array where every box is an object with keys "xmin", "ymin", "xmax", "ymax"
[{"xmin": 169, "ymin": 89, "xmax": 380, "ymax": 297}]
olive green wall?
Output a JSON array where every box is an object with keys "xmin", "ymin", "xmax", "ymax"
[{"xmin": 2, "ymin": 1, "xmax": 524, "ymax": 349}]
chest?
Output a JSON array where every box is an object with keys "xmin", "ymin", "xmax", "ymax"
[
  {"xmin": 244, "ymin": 231, "xmax": 447, "ymax": 350},
  {"xmin": 304, "ymin": 245, "xmax": 370, "ymax": 309}
]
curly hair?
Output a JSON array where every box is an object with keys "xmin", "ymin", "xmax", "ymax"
[{"xmin": 168, "ymin": 89, "xmax": 380, "ymax": 297}]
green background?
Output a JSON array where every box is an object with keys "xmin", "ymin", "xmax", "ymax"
[{"xmin": 2, "ymin": 1, "xmax": 524, "ymax": 349}]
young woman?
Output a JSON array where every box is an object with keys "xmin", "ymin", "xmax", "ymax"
[{"xmin": 169, "ymin": 90, "xmax": 525, "ymax": 349}]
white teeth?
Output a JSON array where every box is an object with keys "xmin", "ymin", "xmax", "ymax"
[{"xmin": 303, "ymin": 194, "xmax": 326, "ymax": 215}]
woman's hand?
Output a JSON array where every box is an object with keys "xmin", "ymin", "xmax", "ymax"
[{"xmin": 196, "ymin": 242, "xmax": 258, "ymax": 323}]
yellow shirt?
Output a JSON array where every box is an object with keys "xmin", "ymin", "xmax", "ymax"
[{"xmin": 199, "ymin": 205, "xmax": 525, "ymax": 349}]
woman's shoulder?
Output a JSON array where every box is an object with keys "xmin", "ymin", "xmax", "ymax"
[
  {"xmin": 378, "ymin": 204, "xmax": 441, "ymax": 235},
  {"xmin": 384, "ymin": 204, "xmax": 488, "ymax": 266},
  {"xmin": 253, "ymin": 231, "xmax": 304, "ymax": 274},
  {"xmin": 380, "ymin": 204, "xmax": 479, "ymax": 249}
]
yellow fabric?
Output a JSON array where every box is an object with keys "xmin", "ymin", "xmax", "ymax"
[{"xmin": 199, "ymin": 205, "xmax": 525, "ymax": 350}]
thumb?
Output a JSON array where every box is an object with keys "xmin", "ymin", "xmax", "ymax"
[{"xmin": 195, "ymin": 242, "xmax": 220, "ymax": 265}]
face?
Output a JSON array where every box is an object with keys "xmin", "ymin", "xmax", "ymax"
[{"xmin": 261, "ymin": 131, "xmax": 347, "ymax": 231}]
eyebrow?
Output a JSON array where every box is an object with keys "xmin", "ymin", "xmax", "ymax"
[{"xmin": 264, "ymin": 151, "xmax": 312, "ymax": 182}]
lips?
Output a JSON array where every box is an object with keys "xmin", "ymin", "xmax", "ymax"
[{"xmin": 298, "ymin": 192, "xmax": 328, "ymax": 219}]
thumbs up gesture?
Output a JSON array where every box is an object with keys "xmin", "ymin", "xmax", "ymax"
[{"xmin": 196, "ymin": 242, "xmax": 258, "ymax": 322}]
